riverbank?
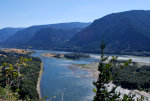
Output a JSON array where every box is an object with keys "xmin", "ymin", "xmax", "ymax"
[
  {"xmin": 73, "ymin": 62, "xmax": 150, "ymax": 78},
  {"xmin": 37, "ymin": 63, "xmax": 43, "ymax": 99},
  {"xmin": 73, "ymin": 62, "xmax": 150, "ymax": 100},
  {"xmin": 70, "ymin": 63, "xmax": 99, "ymax": 78},
  {"xmin": 0, "ymin": 48, "xmax": 33, "ymax": 54}
]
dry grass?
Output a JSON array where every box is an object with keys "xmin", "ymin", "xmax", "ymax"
[{"xmin": 0, "ymin": 49, "xmax": 32, "ymax": 54}]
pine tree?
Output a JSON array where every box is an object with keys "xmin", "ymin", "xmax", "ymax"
[{"xmin": 93, "ymin": 41, "xmax": 144, "ymax": 101}]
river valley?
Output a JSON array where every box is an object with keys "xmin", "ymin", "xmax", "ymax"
[{"xmin": 32, "ymin": 50, "xmax": 150, "ymax": 101}]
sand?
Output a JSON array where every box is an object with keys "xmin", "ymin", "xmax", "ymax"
[
  {"xmin": 73, "ymin": 62, "xmax": 150, "ymax": 100},
  {"xmin": 37, "ymin": 63, "xmax": 43, "ymax": 99}
]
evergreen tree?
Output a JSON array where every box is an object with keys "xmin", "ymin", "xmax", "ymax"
[{"xmin": 93, "ymin": 41, "xmax": 144, "ymax": 101}]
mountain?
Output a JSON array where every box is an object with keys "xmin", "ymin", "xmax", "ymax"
[
  {"xmin": 43, "ymin": 22, "xmax": 91, "ymax": 29},
  {"xmin": 0, "ymin": 27, "xmax": 24, "ymax": 42},
  {"xmin": 1, "ymin": 22, "xmax": 90, "ymax": 47},
  {"xmin": 25, "ymin": 28, "xmax": 81, "ymax": 49},
  {"xmin": 68, "ymin": 10, "xmax": 150, "ymax": 54},
  {"xmin": 2, "ymin": 10, "xmax": 150, "ymax": 55}
]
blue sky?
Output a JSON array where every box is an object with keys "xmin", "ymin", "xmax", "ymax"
[{"xmin": 0, "ymin": 0, "xmax": 150, "ymax": 28}]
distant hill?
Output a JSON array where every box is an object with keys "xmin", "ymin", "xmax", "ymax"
[
  {"xmin": 1, "ymin": 22, "xmax": 90, "ymax": 47},
  {"xmin": 43, "ymin": 22, "xmax": 91, "ymax": 29},
  {"xmin": 0, "ymin": 27, "xmax": 24, "ymax": 42},
  {"xmin": 68, "ymin": 10, "xmax": 150, "ymax": 55},
  {"xmin": 25, "ymin": 28, "xmax": 81, "ymax": 49},
  {"xmin": 2, "ymin": 10, "xmax": 150, "ymax": 56}
]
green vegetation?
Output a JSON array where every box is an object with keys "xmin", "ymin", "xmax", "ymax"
[
  {"xmin": 113, "ymin": 64, "xmax": 150, "ymax": 92},
  {"xmin": 43, "ymin": 52, "xmax": 90, "ymax": 60},
  {"xmin": 64, "ymin": 52, "xmax": 90, "ymax": 60},
  {"xmin": 93, "ymin": 41, "xmax": 145, "ymax": 101},
  {"xmin": 0, "ymin": 51, "xmax": 42, "ymax": 100}
]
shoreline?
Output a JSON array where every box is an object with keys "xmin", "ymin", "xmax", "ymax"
[
  {"xmin": 37, "ymin": 63, "xmax": 43, "ymax": 99},
  {"xmin": 73, "ymin": 62, "xmax": 150, "ymax": 99},
  {"xmin": 71, "ymin": 62, "xmax": 99, "ymax": 78},
  {"xmin": 73, "ymin": 62, "xmax": 150, "ymax": 78}
]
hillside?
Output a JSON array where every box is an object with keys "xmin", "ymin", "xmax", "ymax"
[
  {"xmin": 0, "ymin": 27, "xmax": 24, "ymax": 42},
  {"xmin": 0, "ymin": 49, "xmax": 41, "ymax": 100},
  {"xmin": 1, "ymin": 22, "xmax": 90, "ymax": 47},
  {"xmin": 68, "ymin": 10, "xmax": 150, "ymax": 54},
  {"xmin": 1, "ymin": 10, "xmax": 150, "ymax": 55},
  {"xmin": 25, "ymin": 28, "xmax": 81, "ymax": 49}
]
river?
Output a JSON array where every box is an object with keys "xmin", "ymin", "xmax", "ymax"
[
  {"xmin": 32, "ymin": 50, "xmax": 98, "ymax": 101},
  {"xmin": 32, "ymin": 50, "xmax": 150, "ymax": 101}
]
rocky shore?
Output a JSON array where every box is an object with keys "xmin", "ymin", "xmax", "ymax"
[{"xmin": 73, "ymin": 62, "xmax": 150, "ymax": 100}]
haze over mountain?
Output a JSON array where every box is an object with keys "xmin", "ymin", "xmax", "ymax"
[
  {"xmin": 0, "ymin": 28, "xmax": 24, "ymax": 42},
  {"xmin": 1, "ymin": 22, "xmax": 90, "ymax": 47},
  {"xmin": 1, "ymin": 10, "xmax": 150, "ymax": 55},
  {"xmin": 68, "ymin": 10, "xmax": 150, "ymax": 54}
]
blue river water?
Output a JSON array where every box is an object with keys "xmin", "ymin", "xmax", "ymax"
[
  {"xmin": 32, "ymin": 50, "xmax": 150, "ymax": 101},
  {"xmin": 32, "ymin": 50, "xmax": 98, "ymax": 101}
]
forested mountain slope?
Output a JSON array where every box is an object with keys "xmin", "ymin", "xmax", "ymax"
[
  {"xmin": 25, "ymin": 28, "xmax": 81, "ymax": 49},
  {"xmin": 0, "ymin": 27, "xmax": 24, "ymax": 42},
  {"xmin": 1, "ymin": 22, "xmax": 90, "ymax": 47},
  {"xmin": 68, "ymin": 10, "xmax": 150, "ymax": 54}
]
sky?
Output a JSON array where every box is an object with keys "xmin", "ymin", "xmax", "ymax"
[{"xmin": 0, "ymin": 0, "xmax": 150, "ymax": 28}]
